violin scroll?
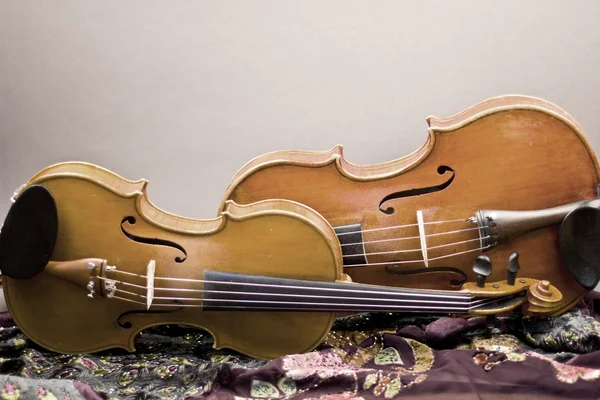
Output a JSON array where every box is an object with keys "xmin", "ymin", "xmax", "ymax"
[
  {"xmin": 460, "ymin": 277, "xmax": 563, "ymax": 316},
  {"xmin": 525, "ymin": 280, "xmax": 563, "ymax": 315},
  {"xmin": 460, "ymin": 253, "xmax": 564, "ymax": 316}
]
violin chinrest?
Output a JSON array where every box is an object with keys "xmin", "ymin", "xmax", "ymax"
[
  {"xmin": 0, "ymin": 185, "xmax": 58, "ymax": 279},
  {"xmin": 559, "ymin": 206, "xmax": 600, "ymax": 290}
]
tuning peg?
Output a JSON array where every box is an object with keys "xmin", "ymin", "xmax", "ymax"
[
  {"xmin": 473, "ymin": 255, "xmax": 492, "ymax": 287},
  {"xmin": 506, "ymin": 252, "xmax": 520, "ymax": 286}
]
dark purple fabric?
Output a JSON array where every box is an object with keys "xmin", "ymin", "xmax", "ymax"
[
  {"xmin": 73, "ymin": 381, "xmax": 104, "ymax": 400},
  {"xmin": 0, "ymin": 299, "xmax": 600, "ymax": 399},
  {"xmin": 0, "ymin": 312, "xmax": 14, "ymax": 328},
  {"xmin": 425, "ymin": 316, "xmax": 487, "ymax": 346},
  {"xmin": 396, "ymin": 325, "xmax": 426, "ymax": 342}
]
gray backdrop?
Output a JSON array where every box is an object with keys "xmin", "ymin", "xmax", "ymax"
[{"xmin": 1, "ymin": 1, "xmax": 600, "ymax": 221}]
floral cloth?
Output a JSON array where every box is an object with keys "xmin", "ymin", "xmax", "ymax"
[{"xmin": 0, "ymin": 303, "xmax": 599, "ymax": 399}]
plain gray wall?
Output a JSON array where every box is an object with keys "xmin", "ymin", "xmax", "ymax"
[{"xmin": 1, "ymin": 1, "xmax": 600, "ymax": 221}]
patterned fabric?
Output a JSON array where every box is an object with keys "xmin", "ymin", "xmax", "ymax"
[{"xmin": 0, "ymin": 305, "xmax": 599, "ymax": 399}]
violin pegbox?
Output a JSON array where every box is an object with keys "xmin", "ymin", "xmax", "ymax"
[{"xmin": 462, "ymin": 252, "xmax": 564, "ymax": 316}]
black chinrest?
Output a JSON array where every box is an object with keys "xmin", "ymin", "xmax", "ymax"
[
  {"xmin": 0, "ymin": 185, "xmax": 58, "ymax": 279},
  {"xmin": 559, "ymin": 206, "xmax": 600, "ymax": 290}
]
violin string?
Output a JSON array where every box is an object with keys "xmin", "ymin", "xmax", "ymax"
[
  {"xmin": 109, "ymin": 287, "xmax": 471, "ymax": 305},
  {"xmin": 93, "ymin": 217, "xmax": 489, "ymax": 306},
  {"xmin": 340, "ymin": 226, "xmax": 481, "ymax": 247},
  {"xmin": 340, "ymin": 244, "xmax": 491, "ymax": 267},
  {"xmin": 108, "ymin": 289, "xmax": 517, "ymax": 312},
  {"xmin": 119, "ymin": 295, "xmax": 474, "ymax": 311},
  {"xmin": 335, "ymin": 218, "xmax": 473, "ymax": 236},
  {"xmin": 110, "ymin": 285, "xmax": 500, "ymax": 306},
  {"xmin": 180, "ymin": 295, "xmax": 511, "ymax": 310},
  {"xmin": 344, "ymin": 236, "xmax": 487, "ymax": 258},
  {"xmin": 99, "ymin": 274, "xmax": 470, "ymax": 299},
  {"xmin": 101, "ymin": 234, "xmax": 490, "ymax": 288},
  {"xmin": 331, "ymin": 215, "xmax": 485, "ymax": 268},
  {"xmin": 110, "ymin": 295, "xmax": 473, "ymax": 311}
]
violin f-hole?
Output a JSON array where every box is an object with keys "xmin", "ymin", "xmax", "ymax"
[
  {"xmin": 117, "ymin": 301, "xmax": 184, "ymax": 329},
  {"xmin": 379, "ymin": 165, "xmax": 455, "ymax": 215},
  {"xmin": 120, "ymin": 217, "xmax": 188, "ymax": 263}
]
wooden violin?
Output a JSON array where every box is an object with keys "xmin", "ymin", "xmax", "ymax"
[
  {"xmin": 220, "ymin": 95, "xmax": 600, "ymax": 314},
  {"xmin": 0, "ymin": 163, "xmax": 563, "ymax": 359}
]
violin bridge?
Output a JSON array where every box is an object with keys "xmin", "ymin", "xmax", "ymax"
[
  {"xmin": 416, "ymin": 210, "xmax": 429, "ymax": 267},
  {"xmin": 146, "ymin": 260, "xmax": 156, "ymax": 310}
]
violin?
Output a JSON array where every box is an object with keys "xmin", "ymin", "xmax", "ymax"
[
  {"xmin": 0, "ymin": 162, "xmax": 562, "ymax": 359},
  {"xmin": 220, "ymin": 95, "xmax": 600, "ymax": 315}
]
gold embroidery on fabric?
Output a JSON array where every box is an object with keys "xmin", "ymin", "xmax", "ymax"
[
  {"xmin": 250, "ymin": 380, "xmax": 280, "ymax": 398},
  {"xmin": 277, "ymin": 377, "xmax": 297, "ymax": 396},
  {"xmin": 384, "ymin": 377, "xmax": 401, "ymax": 398},
  {"xmin": 404, "ymin": 339, "xmax": 434, "ymax": 373},
  {"xmin": 525, "ymin": 351, "xmax": 600, "ymax": 384},
  {"xmin": 470, "ymin": 334, "xmax": 523, "ymax": 353},
  {"xmin": 364, "ymin": 371, "xmax": 428, "ymax": 397},
  {"xmin": 363, "ymin": 373, "xmax": 378, "ymax": 390},
  {"xmin": 374, "ymin": 347, "xmax": 403, "ymax": 365},
  {"xmin": 325, "ymin": 330, "xmax": 396, "ymax": 368}
]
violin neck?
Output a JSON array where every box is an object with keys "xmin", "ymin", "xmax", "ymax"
[{"xmin": 201, "ymin": 270, "xmax": 473, "ymax": 314}]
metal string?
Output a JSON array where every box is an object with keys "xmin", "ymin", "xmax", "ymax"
[
  {"xmin": 335, "ymin": 218, "xmax": 472, "ymax": 236},
  {"xmin": 110, "ymin": 287, "xmax": 507, "ymax": 308},
  {"xmin": 104, "ymin": 285, "xmax": 515, "ymax": 313},
  {"xmin": 340, "ymin": 227, "xmax": 482, "ymax": 248},
  {"xmin": 343, "ymin": 236, "xmax": 488, "ymax": 258},
  {"xmin": 99, "ymin": 272, "xmax": 470, "ymax": 299},
  {"xmin": 112, "ymin": 288, "xmax": 472, "ymax": 307},
  {"xmin": 94, "ymin": 267, "xmax": 520, "ymax": 315},
  {"xmin": 333, "ymin": 216, "xmax": 485, "ymax": 267},
  {"xmin": 340, "ymin": 244, "xmax": 492, "ymax": 267},
  {"xmin": 101, "ymin": 280, "xmax": 470, "ymax": 304}
]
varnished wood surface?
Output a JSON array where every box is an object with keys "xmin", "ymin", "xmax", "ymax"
[
  {"xmin": 221, "ymin": 95, "xmax": 600, "ymax": 315},
  {"xmin": 4, "ymin": 164, "xmax": 343, "ymax": 359}
]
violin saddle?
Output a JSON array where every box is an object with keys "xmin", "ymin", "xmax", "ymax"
[
  {"xmin": 0, "ymin": 184, "xmax": 58, "ymax": 279},
  {"xmin": 559, "ymin": 206, "xmax": 600, "ymax": 290}
]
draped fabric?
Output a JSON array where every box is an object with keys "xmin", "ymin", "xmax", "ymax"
[{"xmin": 0, "ymin": 297, "xmax": 599, "ymax": 399}]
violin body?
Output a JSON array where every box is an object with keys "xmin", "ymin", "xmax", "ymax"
[
  {"xmin": 220, "ymin": 95, "xmax": 600, "ymax": 313},
  {"xmin": 3, "ymin": 163, "xmax": 342, "ymax": 358}
]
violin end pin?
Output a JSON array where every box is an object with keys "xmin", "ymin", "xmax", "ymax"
[{"xmin": 86, "ymin": 262, "xmax": 95, "ymax": 270}]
